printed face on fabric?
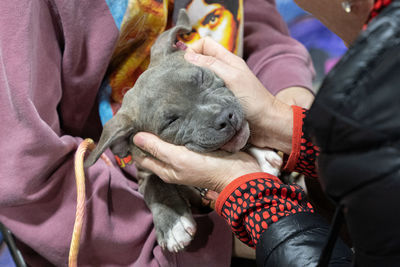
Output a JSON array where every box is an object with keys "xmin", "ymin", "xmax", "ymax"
[{"xmin": 179, "ymin": 0, "xmax": 242, "ymax": 54}]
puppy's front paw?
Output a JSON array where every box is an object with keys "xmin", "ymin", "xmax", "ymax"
[
  {"xmin": 163, "ymin": 215, "xmax": 196, "ymax": 252},
  {"xmin": 155, "ymin": 211, "xmax": 197, "ymax": 252}
]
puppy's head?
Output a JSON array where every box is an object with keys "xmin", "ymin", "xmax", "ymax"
[{"xmin": 85, "ymin": 9, "xmax": 249, "ymax": 167}]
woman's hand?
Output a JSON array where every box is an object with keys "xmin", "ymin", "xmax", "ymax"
[
  {"xmin": 133, "ymin": 132, "xmax": 262, "ymax": 193},
  {"xmin": 184, "ymin": 37, "xmax": 275, "ymax": 130},
  {"xmin": 184, "ymin": 37, "xmax": 293, "ymax": 154}
]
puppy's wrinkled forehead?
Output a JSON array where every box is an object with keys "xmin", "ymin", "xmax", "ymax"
[
  {"xmin": 156, "ymin": 65, "xmax": 204, "ymax": 95},
  {"xmin": 139, "ymin": 56, "xmax": 225, "ymax": 104}
]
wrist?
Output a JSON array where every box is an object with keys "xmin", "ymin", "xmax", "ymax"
[
  {"xmin": 251, "ymin": 99, "xmax": 293, "ymax": 154},
  {"xmin": 275, "ymin": 86, "xmax": 315, "ymax": 109},
  {"xmin": 213, "ymin": 157, "xmax": 263, "ymax": 193}
]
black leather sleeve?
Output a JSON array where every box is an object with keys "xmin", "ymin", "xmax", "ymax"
[{"xmin": 256, "ymin": 213, "xmax": 352, "ymax": 267}]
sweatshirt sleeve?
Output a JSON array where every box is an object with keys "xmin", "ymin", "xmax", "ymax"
[
  {"xmin": 243, "ymin": 0, "xmax": 315, "ymax": 95},
  {"xmin": 0, "ymin": 1, "xmax": 232, "ymax": 266}
]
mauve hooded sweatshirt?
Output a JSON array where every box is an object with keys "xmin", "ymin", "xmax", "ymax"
[{"xmin": 0, "ymin": 0, "xmax": 313, "ymax": 266}]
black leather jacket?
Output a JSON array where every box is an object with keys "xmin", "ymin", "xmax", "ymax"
[
  {"xmin": 256, "ymin": 213, "xmax": 352, "ymax": 266},
  {"xmin": 256, "ymin": 1, "xmax": 400, "ymax": 266}
]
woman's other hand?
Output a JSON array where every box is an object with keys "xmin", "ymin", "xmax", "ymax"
[
  {"xmin": 184, "ymin": 37, "xmax": 293, "ymax": 153},
  {"xmin": 132, "ymin": 132, "xmax": 262, "ymax": 193}
]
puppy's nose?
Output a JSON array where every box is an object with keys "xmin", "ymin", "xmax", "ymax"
[{"xmin": 214, "ymin": 109, "xmax": 237, "ymax": 130}]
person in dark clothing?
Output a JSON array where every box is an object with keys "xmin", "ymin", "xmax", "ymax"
[{"xmin": 133, "ymin": 0, "xmax": 400, "ymax": 266}]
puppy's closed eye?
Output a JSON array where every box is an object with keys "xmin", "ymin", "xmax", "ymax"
[
  {"xmin": 161, "ymin": 115, "xmax": 180, "ymax": 131},
  {"xmin": 190, "ymin": 70, "xmax": 204, "ymax": 85}
]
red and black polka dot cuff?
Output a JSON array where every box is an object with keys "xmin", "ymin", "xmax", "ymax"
[
  {"xmin": 283, "ymin": 106, "xmax": 320, "ymax": 178},
  {"xmin": 216, "ymin": 173, "xmax": 314, "ymax": 247},
  {"xmin": 282, "ymin": 106, "xmax": 304, "ymax": 172}
]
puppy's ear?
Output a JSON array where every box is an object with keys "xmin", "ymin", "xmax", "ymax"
[
  {"xmin": 149, "ymin": 9, "xmax": 191, "ymax": 66},
  {"xmin": 84, "ymin": 113, "xmax": 134, "ymax": 168}
]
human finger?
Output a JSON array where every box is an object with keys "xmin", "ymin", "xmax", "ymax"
[
  {"xmin": 187, "ymin": 37, "xmax": 230, "ymax": 59},
  {"xmin": 133, "ymin": 132, "xmax": 183, "ymax": 165},
  {"xmin": 134, "ymin": 154, "xmax": 174, "ymax": 181},
  {"xmin": 184, "ymin": 51, "xmax": 241, "ymax": 88},
  {"xmin": 187, "ymin": 37, "xmax": 245, "ymax": 67}
]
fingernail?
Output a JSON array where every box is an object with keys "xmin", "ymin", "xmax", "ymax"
[
  {"xmin": 184, "ymin": 51, "xmax": 199, "ymax": 62},
  {"xmin": 175, "ymin": 41, "xmax": 187, "ymax": 50},
  {"xmin": 133, "ymin": 134, "xmax": 145, "ymax": 148}
]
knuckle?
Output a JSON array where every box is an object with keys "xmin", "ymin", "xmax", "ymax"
[
  {"xmin": 159, "ymin": 167, "xmax": 178, "ymax": 184},
  {"xmin": 236, "ymin": 57, "xmax": 246, "ymax": 66},
  {"xmin": 202, "ymin": 55, "xmax": 217, "ymax": 66},
  {"xmin": 229, "ymin": 70, "xmax": 242, "ymax": 84},
  {"xmin": 203, "ymin": 36, "xmax": 214, "ymax": 47},
  {"xmin": 172, "ymin": 153, "xmax": 187, "ymax": 168},
  {"xmin": 146, "ymin": 141, "xmax": 160, "ymax": 159}
]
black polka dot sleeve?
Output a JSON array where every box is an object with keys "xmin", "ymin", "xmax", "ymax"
[
  {"xmin": 215, "ymin": 172, "xmax": 314, "ymax": 248},
  {"xmin": 282, "ymin": 106, "xmax": 320, "ymax": 178}
]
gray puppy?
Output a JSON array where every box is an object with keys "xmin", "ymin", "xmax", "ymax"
[{"xmin": 85, "ymin": 9, "xmax": 250, "ymax": 252}]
